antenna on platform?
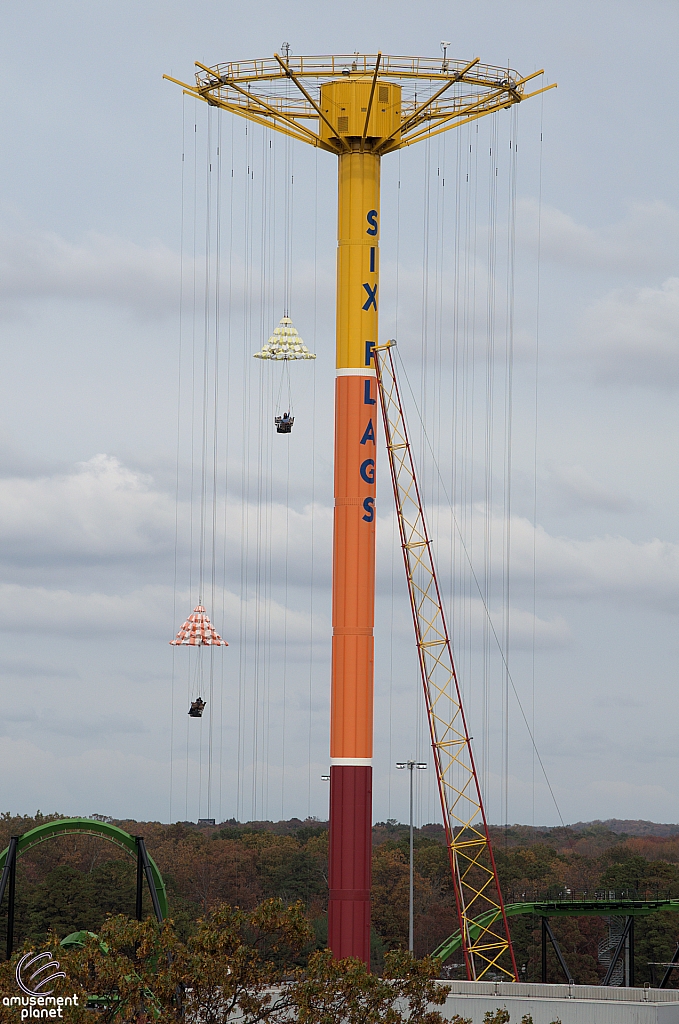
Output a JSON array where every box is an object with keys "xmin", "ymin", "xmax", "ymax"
[
  {"xmin": 281, "ymin": 41, "xmax": 290, "ymax": 60},
  {"xmin": 441, "ymin": 40, "xmax": 451, "ymax": 71}
]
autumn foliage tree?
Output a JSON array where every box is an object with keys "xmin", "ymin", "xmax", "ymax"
[
  {"xmin": 6, "ymin": 813, "xmax": 679, "ymax": 987},
  {"xmin": 0, "ymin": 900, "xmax": 448, "ymax": 1024}
]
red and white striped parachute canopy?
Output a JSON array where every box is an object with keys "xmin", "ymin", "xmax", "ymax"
[{"xmin": 170, "ymin": 605, "xmax": 228, "ymax": 646}]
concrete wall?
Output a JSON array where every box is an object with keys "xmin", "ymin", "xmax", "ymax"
[{"xmin": 436, "ymin": 980, "xmax": 679, "ymax": 1024}]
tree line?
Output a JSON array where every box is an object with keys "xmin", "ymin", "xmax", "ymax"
[{"xmin": 2, "ymin": 813, "xmax": 679, "ymax": 986}]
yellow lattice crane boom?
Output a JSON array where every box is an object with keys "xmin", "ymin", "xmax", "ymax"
[{"xmin": 374, "ymin": 340, "xmax": 517, "ymax": 980}]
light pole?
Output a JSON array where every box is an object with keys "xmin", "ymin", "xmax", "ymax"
[{"xmin": 396, "ymin": 760, "xmax": 427, "ymax": 953}]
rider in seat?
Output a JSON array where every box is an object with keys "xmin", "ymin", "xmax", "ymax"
[
  {"xmin": 189, "ymin": 697, "xmax": 206, "ymax": 718},
  {"xmin": 275, "ymin": 411, "xmax": 294, "ymax": 434}
]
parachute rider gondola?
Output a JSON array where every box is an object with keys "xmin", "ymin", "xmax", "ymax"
[
  {"xmin": 189, "ymin": 697, "xmax": 206, "ymax": 718},
  {"xmin": 275, "ymin": 411, "xmax": 294, "ymax": 433},
  {"xmin": 253, "ymin": 316, "xmax": 315, "ymax": 433},
  {"xmin": 169, "ymin": 604, "xmax": 228, "ymax": 722}
]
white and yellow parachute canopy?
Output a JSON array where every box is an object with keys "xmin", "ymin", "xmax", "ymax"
[{"xmin": 253, "ymin": 316, "xmax": 316, "ymax": 360}]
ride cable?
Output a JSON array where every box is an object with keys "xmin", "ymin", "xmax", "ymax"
[{"xmin": 374, "ymin": 339, "xmax": 517, "ymax": 982}]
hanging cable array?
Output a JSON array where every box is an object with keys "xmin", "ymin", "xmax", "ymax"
[
  {"xmin": 170, "ymin": 105, "xmax": 325, "ymax": 826},
  {"xmin": 170, "ymin": 102, "xmax": 230, "ymax": 824},
  {"xmin": 401, "ymin": 101, "xmax": 520, "ymax": 835}
]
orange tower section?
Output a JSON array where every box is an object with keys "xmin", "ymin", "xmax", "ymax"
[{"xmin": 328, "ymin": 147, "xmax": 381, "ymax": 964}]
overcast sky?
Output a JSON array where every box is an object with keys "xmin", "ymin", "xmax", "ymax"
[{"xmin": 1, "ymin": 0, "xmax": 679, "ymax": 830}]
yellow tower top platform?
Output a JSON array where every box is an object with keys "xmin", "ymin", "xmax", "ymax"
[{"xmin": 164, "ymin": 52, "xmax": 554, "ymax": 156}]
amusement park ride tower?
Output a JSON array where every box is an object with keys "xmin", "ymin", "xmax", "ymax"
[{"xmin": 166, "ymin": 51, "xmax": 553, "ymax": 974}]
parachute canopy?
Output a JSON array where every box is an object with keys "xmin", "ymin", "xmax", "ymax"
[
  {"xmin": 253, "ymin": 316, "xmax": 316, "ymax": 360},
  {"xmin": 170, "ymin": 605, "xmax": 228, "ymax": 646}
]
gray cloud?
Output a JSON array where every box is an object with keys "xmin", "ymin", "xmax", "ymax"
[
  {"xmin": 1, "ymin": 709, "xmax": 149, "ymax": 738},
  {"xmin": 577, "ymin": 276, "xmax": 679, "ymax": 386},
  {"xmin": 545, "ymin": 463, "xmax": 637, "ymax": 513},
  {"xmin": 0, "ymin": 455, "xmax": 335, "ymax": 590},
  {"xmin": 0, "ymin": 659, "xmax": 79, "ymax": 679},
  {"xmin": 0, "ymin": 454, "xmax": 677, "ymax": 642},
  {"xmin": 517, "ymin": 199, "xmax": 679, "ymax": 278},
  {"xmin": 391, "ymin": 505, "xmax": 679, "ymax": 612},
  {"xmin": 0, "ymin": 228, "xmax": 181, "ymax": 320},
  {"xmin": 3, "ymin": 0, "xmax": 679, "ymax": 825},
  {"xmin": 0, "ymin": 581, "xmax": 326, "ymax": 646},
  {"xmin": 0, "ymin": 455, "xmax": 175, "ymax": 564},
  {"xmin": 0, "ymin": 222, "xmax": 338, "ymax": 338},
  {"xmin": 518, "ymin": 519, "xmax": 679, "ymax": 609}
]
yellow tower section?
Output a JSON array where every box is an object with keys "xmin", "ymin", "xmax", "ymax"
[{"xmin": 335, "ymin": 150, "xmax": 380, "ymax": 371}]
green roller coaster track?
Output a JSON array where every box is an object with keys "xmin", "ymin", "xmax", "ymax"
[
  {"xmin": 433, "ymin": 897, "xmax": 679, "ymax": 963},
  {"xmin": 0, "ymin": 818, "xmax": 168, "ymax": 919}
]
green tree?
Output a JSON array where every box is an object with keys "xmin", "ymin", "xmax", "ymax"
[
  {"xmin": 598, "ymin": 855, "xmax": 648, "ymax": 892},
  {"xmin": 634, "ymin": 908, "xmax": 679, "ymax": 986},
  {"xmin": 28, "ymin": 865, "xmax": 99, "ymax": 940}
]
